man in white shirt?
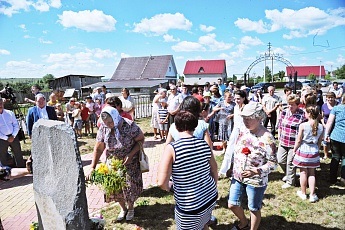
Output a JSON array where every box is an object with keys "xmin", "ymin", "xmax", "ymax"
[
  {"xmin": 262, "ymin": 86, "xmax": 281, "ymax": 136},
  {"xmin": 0, "ymin": 97, "xmax": 25, "ymax": 167},
  {"xmin": 167, "ymin": 85, "xmax": 181, "ymax": 126}
]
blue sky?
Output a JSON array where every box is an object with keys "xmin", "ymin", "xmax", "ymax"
[{"xmin": 0, "ymin": 0, "xmax": 344, "ymax": 80}]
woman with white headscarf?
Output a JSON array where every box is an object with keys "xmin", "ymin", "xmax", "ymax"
[{"xmin": 86, "ymin": 106, "xmax": 145, "ymax": 221}]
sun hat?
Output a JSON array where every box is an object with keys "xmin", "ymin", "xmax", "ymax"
[
  {"xmin": 105, "ymin": 93, "xmax": 117, "ymax": 100},
  {"xmin": 203, "ymin": 91, "xmax": 212, "ymax": 97},
  {"xmin": 240, "ymin": 102, "xmax": 263, "ymax": 117}
]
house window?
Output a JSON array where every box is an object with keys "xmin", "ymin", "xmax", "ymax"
[
  {"xmin": 169, "ymin": 67, "xmax": 171, "ymax": 72},
  {"xmin": 134, "ymin": 88, "xmax": 140, "ymax": 93},
  {"xmin": 198, "ymin": 67, "xmax": 204, "ymax": 73}
]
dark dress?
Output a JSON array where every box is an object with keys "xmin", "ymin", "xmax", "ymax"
[{"xmin": 96, "ymin": 118, "xmax": 143, "ymax": 203}]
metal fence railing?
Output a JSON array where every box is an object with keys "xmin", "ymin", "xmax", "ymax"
[
  {"xmin": 132, "ymin": 94, "xmax": 152, "ymax": 119},
  {"xmin": 13, "ymin": 92, "xmax": 153, "ymax": 120}
]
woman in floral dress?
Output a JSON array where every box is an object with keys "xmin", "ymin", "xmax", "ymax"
[
  {"xmin": 228, "ymin": 102, "xmax": 277, "ymax": 230},
  {"xmin": 86, "ymin": 106, "xmax": 145, "ymax": 221}
]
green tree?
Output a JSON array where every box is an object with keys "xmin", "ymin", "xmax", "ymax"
[
  {"xmin": 11, "ymin": 82, "xmax": 32, "ymax": 93},
  {"xmin": 334, "ymin": 64, "xmax": 345, "ymax": 79},
  {"xmin": 264, "ymin": 66, "xmax": 272, "ymax": 82},
  {"xmin": 325, "ymin": 73, "xmax": 332, "ymax": 81},
  {"xmin": 307, "ymin": 73, "xmax": 316, "ymax": 81}
]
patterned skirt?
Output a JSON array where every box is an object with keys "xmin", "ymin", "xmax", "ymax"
[{"xmin": 293, "ymin": 144, "xmax": 320, "ymax": 168}]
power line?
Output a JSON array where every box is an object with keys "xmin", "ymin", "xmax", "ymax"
[{"xmin": 289, "ymin": 45, "xmax": 345, "ymax": 56}]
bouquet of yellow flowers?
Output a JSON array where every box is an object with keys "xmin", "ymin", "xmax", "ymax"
[{"xmin": 89, "ymin": 158, "xmax": 127, "ymax": 197}]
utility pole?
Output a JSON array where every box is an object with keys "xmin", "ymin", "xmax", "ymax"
[{"xmin": 319, "ymin": 60, "xmax": 322, "ymax": 81}]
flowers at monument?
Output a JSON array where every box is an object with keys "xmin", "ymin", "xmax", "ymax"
[{"xmin": 88, "ymin": 158, "xmax": 126, "ymax": 197}]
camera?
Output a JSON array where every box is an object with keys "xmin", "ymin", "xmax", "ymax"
[{"xmin": 0, "ymin": 83, "xmax": 17, "ymax": 104}]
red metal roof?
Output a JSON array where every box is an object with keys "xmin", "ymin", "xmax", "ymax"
[
  {"xmin": 286, "ymin": 66, "xmax": 326, "ymax": 77},
  {"xmin": 183, "ymin": 60, "xmax": 226, "ymax": 75}
]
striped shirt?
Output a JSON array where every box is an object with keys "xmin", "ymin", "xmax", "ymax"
[
  {"xmin": 171, "ymin": 137, "xmax": 218, "ymax": 213},
  {"xmin": 157, "ymin": 108, "xmax": 169, "ymax": 123},
  {"xmin": 278, "ymin": 108, "xmax": 305, "ymax": 148}
]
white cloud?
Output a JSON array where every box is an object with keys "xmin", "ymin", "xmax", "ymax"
[
  {"xmin": 172, "ymin": 34, "xmax": 233, "ymax": 52},
  {"xmin": 337, "ymin": 55, "xmax": 345, "ymax": 64},
  {"xmin": 235, "ymin": 7, "xmax": 345, "ymax": 39},
  {"xmin": 172, "ymin": 41, "xmax": 206, "ymax": 52},
  {"xmin": 0, "ymin": 0, "xmax": 62, "ymax": 16},
  {"xmin": 58, "ymin": 10, "xmax": 117, "ymax": 32},
  {"xmin": 49, "ymin": 0, "xmax": 61, "ymax": 8},
  {"xmin": 24, "ymin": 35, "xmax": 32, "ymax": 38},
  {"xmin": 88, "ymin": 48, "xmax": 117, "ymax": 59},
  {"xmin": 198, "ymin": 33, "xmax": 234, "ymax": 51},
  {"xmin": 32, "ymin": 0, "xmax": 49, "ymax": 12},
  {"xmin": 200, "ymin": 24, "xmax": 215, "ymax": 33},
  {"xmin": 133, "ymin": 13, "xmax": 192, "ymax": 35},
  {"xmin": 19, "ymin": 24, "xmax": 26, "ymax": 31},
  {"xmin": 240, "ymin": 36, "xmax": 263, "ymax": 46},
  {"xmin": 120, "ymin": 53, "xmax": 131, "ymax": 58},
  {"xmin": 5, "ymin": 60, "xmax": 41, "ymax": 70},
  {"xmin": 234, "ymin": 18, "xmax": 269, "ymax": 33},
  {"xmin": 163, "ymin": 34, "xmax": 180, "ymax": 42},
  {"xmin": 0, "ymin": 49, "xmax": 10, "ymax": 55},
  {"xmin": 39, "ymin": 38, "xmax": 52, "ymax": 44}
]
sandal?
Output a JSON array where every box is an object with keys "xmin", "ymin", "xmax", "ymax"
[
  {"xmin": 126, "ymin": 209, "xmax": 135, "ymax": 221},
  {"xmin": 117, "ymin": 209, "xmax": 127, "ymax": 221}
]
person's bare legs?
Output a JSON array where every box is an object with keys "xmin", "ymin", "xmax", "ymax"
[
  {"xmin": 229, "ymin": 205, "xmax": 248, "ymax": 228},
  {"xmin": 299, "ymin": 168, "xmax": 308, "ymax": 195},
  {"xmin": 250, "ymin": 210, "xmax": 261, "ymax": 230},
  {"xmin": 323, "ymin": 145, "xmax": 330, "ymax": 158},
  {"xmin": 153, "ymin": 128, "xmax": 159, "ymax": 139},
  {"xmin": 308, "ymin": 168, "xmax": 316, "ymax": 196}
]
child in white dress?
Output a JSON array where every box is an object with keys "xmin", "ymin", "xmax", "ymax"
[{"xmin": 293, "ymin": 105, "xmax": 323, "ymax": 202}]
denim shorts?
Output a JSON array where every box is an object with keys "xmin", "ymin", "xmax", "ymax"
[{"xmin": 228, "ymin": 179, "xmax": 266, "ymax": 211}]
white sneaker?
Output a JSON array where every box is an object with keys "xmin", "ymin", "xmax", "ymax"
[
  {"xmin": 309, "ymin": 194, "xmax": 319, "ymax": 203},
  {"xmin": 282, "ymin": 176, "xmax": 287, "ymax": 182},
  {"xmin": 296, "ymin": 190, "xmax": 307, "ymax": 200},
  {"xmin": 117, "ymin": 209, "xmax": 127, "ymax": 221},
  {"xmin": 281, "ymin": 183, "xmax": 292, "ymax": 189}
]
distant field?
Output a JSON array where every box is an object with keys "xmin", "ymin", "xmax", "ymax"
[{"xmin": 0, "ymin": 78, "xmax": 39, "ymax": 83}]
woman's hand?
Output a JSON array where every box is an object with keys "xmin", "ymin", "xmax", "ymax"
[
  {"xmin": 241, "ymin": 169, "xmax": 258, "ymax": 178},
  {"xmin": 85, "ymin": 167, "xmax": 95, "ymax": 181},
  {"xmin": 123, "ymin": 155, "xmax": 133, "ymax": 165}
]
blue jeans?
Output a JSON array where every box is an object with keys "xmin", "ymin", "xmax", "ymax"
[{"xmin": 228, "ymin": 179, "xmax": 267, "ymax": 211}]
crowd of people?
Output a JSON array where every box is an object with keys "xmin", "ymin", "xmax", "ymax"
[
  {"xmin": 1, "ymin": 79, "xmax": 344, "ymax": 229},
  {"xmin": 155, "ymin": 79, "xmax": 344, "ymax": 229}
]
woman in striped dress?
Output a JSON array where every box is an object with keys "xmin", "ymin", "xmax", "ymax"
[
  {"xmin": 158, "ymin": 111, "xmax": 218, "ymax": 230},
  {"xmin": 293, "ymin": 105, "xmax": 323, "ymax": 202}
]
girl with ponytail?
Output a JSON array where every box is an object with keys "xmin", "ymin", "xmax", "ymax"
[{"xmin": 292, "ymin": 105, "xmax": 324, "ymax": 202}]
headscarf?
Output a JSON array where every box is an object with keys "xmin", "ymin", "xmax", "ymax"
[{"xmin": 101, "ymin": 106, "xmax": 122, "ymax": 142}]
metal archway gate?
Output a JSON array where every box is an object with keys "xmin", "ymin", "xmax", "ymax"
[{"xmin": 244, "ymin": 53, "xmax": 295, "ymax": 84}]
